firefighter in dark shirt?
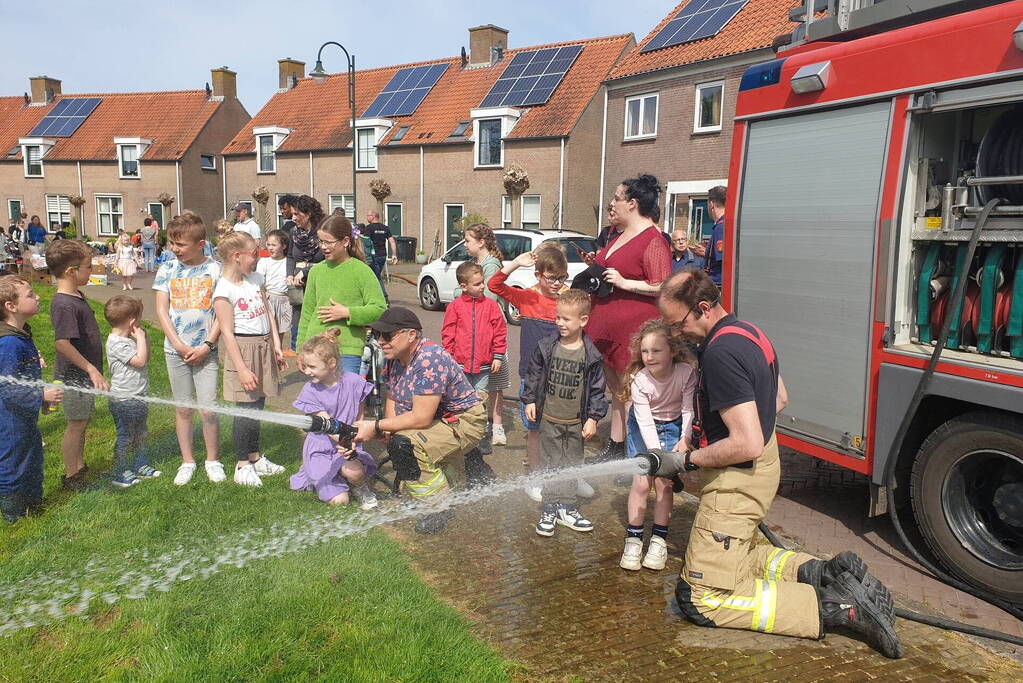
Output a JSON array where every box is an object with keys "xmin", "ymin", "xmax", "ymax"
[
  {"xmin": 705, "ymin": 185, "xmax": 726, "ymax": 286},
  {"xmin": 364, "ymin": 210, "xmax": 397, "ymax": 302},
  {"xmin": 651, "ymin": 268, "xmax": 903, "ymax": 659}
]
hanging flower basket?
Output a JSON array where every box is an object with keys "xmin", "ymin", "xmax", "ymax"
[
  {"xmin": 68, "ymin": 194, "xmax": 86, "ymax": 208},
  {"xmin": 157, "ymin": 192, "xmax": 175, "ymax": 207},
  {"xmin": 370, "ymin": 179, "xmax": 392, "ymax": 201},
  {"xmin": 252, "ymin": 186, "xmax": 270, "ymax": 205},
  {"xmin": 503, "ymin": 164, "xmax": 530, "ymax": 196}
]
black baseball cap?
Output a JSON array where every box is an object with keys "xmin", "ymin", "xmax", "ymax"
[{"xmin": 369, "ymin": 307, "xmax": 423, "ymax": 333}]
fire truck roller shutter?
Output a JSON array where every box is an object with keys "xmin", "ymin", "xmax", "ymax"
[{"xmin": 735, "ymin": 101, "xmax": 892, "ymax": 452}]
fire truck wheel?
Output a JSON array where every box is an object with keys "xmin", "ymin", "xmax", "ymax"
[{"xmin": 911, "ymin": 412, "xmax": 1023, "ymax": 604}]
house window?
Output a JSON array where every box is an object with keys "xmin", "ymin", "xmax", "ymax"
[
  {"xmin": 477, "ymin": 118, "xmax": 502, "ymax": 167},
  {"xmin": 118, "ymin": 144, "xmax": 139, "ymax": 178},
  {"xmin": 451, "ymin": 121, "xmax": 470, "ymax": 137},
  {"xmin": 46, "ymin": 195, "xmax": 71, "ymax": 231},
  {"xmin": 328, "ymin": 194, "xmax": 354, "ymax": 218},
  {"xmin": 521, "ymin": 195, "xmax": 541, "ymax": 230},
  {"xmin": 200, "ymin": 154, "xmax": 216, "ymax": 170},
  {"xmin": 624, "ymin": 93, "xmax": 658, "ymax": 140},
  {"xmin": 356, "ymin": 128, "xmax": 377, "ymax": 170},
  {"xmin": 501, "ymin": 195, "xmax": 512, "ymax": 229},
  {"xmin": 392, "ymin": 126, "xmax": 410, "ymax": 143},
  {"xmin": 258, "ymin": 134, "xmax": 275, "ymax": 173},
  {"xmin": 695, "ymin": 81, "xmax": 724, "ymax": 133},
  {"xmin": 96, "ymin": 195, "xmax": 123, "ymax": 236},
  {"xmin": 24, "ymin": 145, "xmax": 43, "ymax": 177}
]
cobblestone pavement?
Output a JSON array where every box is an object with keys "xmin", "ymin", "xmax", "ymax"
[{"xmin": 87, "ymin": 269, "xmax": 1023, "ymax": 678}]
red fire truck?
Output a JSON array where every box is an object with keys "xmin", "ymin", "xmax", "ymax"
[{"xmin": 726, "ymin": 0, "xmax": 1023, "ymax": 604}]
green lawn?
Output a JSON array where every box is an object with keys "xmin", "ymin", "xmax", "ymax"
[{"xmin": 0, "ymin": 285, "xmax": 512, "ymax": 681}]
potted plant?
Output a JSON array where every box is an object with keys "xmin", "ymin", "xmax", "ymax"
[{"xmin": 415, "ymin": 249, "xmax": 428, "ymax": 264}]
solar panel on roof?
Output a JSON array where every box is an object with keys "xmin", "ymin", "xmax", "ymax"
[
  {"xmin": 28, "ymin": 97, "xmax": 102, "ymax": 138},
  {"xmin": 362, "ymin": 63, "xmax": 448, "ymax": 118},
  {"xmin": 640, "ymin": 0, "xmax": 748, "ymax": 53},
  {"xmin": 479, "ymin": 44, "xmax": 582, "ymax": 109}
]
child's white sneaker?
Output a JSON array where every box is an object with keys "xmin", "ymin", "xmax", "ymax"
[
  {"xmin": 642, "ymin": 536, "xmax": 669, "ymax": 571},
  {"xmin": 354, "ymin": 485, "xmax": 379, "ymax": 511},
  {"xmin": 491, "ymin": 423, "xmax": 507, "ymax": 446},
  {"xmin": 234, "ymin": 463, "xmax": 262, "ymax": 487},
  {"xmin": 204, "ymin": 460, "xmax": 227, "ymax": 483},
  {"xmin": 173, "ymin": 463, "xmax": 196, "ymax": 486},
  {"xmin": 576, "ymin": 478, "xmax": 595, "ymax": 498},
  {"xmin": 620, "ymin": 537, "xmax": 643, "ymax": 571},
  {"xmin": 252, "ymin": 455, "xmax": 285, "ymax": 476},
  {"xmin": 525, "ymin": 486, "xmax": 543, "ymax": 503}
]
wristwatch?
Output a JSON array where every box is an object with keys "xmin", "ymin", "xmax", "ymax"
[
  {"xmin": 203, "ymin": 340, "xmax": 217, "ymax": 352},
  {"xmin": 374, "ymin": 419, "xmax": 383, "ymax": 437},
  {"xmin": 683, "ymin": 449, "xmax": 699, "ymax": 472}
]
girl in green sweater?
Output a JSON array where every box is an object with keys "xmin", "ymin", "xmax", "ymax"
[{"xmin": 297, "ymin": 216, "xmax": 385, "ymax": 373}]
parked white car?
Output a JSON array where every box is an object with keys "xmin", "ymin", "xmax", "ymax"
[{"xmin": 417, "ymin": 229, "xmax": 598, "ymax": 324}]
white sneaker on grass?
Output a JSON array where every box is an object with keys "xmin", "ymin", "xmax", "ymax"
[
  {"xmin": 525, "ymin": 486, "xmax": 543, "ymax": 503},
  {"xmin": 252, "ymin": 455, "xmax": 285, "ymax": 477},
  {"xmin": 173, "ymin": 463, "xmax": 196, "ymax": 486},
  {"xmin": 234, "ymin": 463, "xmax": 263, "ymax": 487},
  {"xmin": 577, "ymin": 479, "xmax": 595, "ymax": 498},
  {"xmin": 620, "ymin": 537, "xmax": 643, "ymax": 571},
  {"xmin": 354, "ymin": 485, "xmax": 379, "ymax": 511},
  {"xmin": 642, "ymin": 536, "xmax": 668, "ymax": 571},
  {"xmin": 491, "ymin": 424, "xmax": 507, "ymax": 446},
  {"xmin": 135, "ymin": 464, "xmax": 161, "ymax": 479},
  {"xmin": 204, "ymin": 460, "xmax": 227, "ymax": 483}
]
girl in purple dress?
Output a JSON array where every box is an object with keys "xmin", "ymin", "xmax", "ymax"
[{"xmin": 290, "ymin": 328, "xmax": 379, "ymax": 510}]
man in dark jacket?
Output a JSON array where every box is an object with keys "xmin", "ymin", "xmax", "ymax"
[{"xmin": 522, "ymin": 289, "xmax": 607, "ymax": 537}]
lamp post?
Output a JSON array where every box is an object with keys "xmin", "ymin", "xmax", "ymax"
[{"xmin": 309, "ymin": 42, "xmax": 357, "ymax": 222}]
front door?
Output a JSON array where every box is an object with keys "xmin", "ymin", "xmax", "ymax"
[
  {"xmin": 385, "ymin": 203, "xmax": 403, "ymax": 236},
  {"xmin": 8, "ymin": 200, "xmax": 22, "ymax": 225},
  {"xmin": 147, "ymin": 202, "xmax": 164, "ymax": 231},
  {"xmin": 444, "ymin": 204, "xmax": 464, "ymax": 251}
]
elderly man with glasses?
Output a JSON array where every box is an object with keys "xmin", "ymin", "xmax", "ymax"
[{"xmin": 354, "ymin": 307, "xmax": 487, "ymax": 534}]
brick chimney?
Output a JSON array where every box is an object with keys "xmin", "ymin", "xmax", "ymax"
[
  {"xmin": 468, "ymin": 25, "xmax": 509, "ymax": 66},
  {"xmin": 29, "ymin": 76, "xmax": 61, "ymax": 106},
  {"xmin": 210, "ymin": 67, "xmax": 237, "ymax": 101},
  {"xmin": 278, "ymin": 58, "xmax": 305, "ymax": 91}
]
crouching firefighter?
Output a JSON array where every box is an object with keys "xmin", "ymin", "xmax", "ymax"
[
  {"xmin": 653, "ymin": 269, "xmax": 903, "ymax": 659},
  {"xmin": 354, "ymin": 307, "xmax": 487, "ymax": 534}
]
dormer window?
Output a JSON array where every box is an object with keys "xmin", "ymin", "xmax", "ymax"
[
  {"xmin": 114, "ymin": 138, "xmax": 152, "ymax": 179},
  {"xmin": 470, "ymin": 108, "xmax": 520, "ymax": 169},
  {"xmin": 253, "ymin": 126, "xmax": 292, "ymax": 174},
  {"xmin": 353, "ymin": 119, "xmax": 392, "ymax": 172},
  {"xmin": 18, "ymin": 137, "xmax": 55, "ymax": 178}
]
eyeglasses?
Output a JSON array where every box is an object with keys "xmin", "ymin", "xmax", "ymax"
[
  {"xmin": 542, "ymin": 274, "xmax": 568, "ymax": 285},
  {"xmin": 319, "ymin": 238, "xmax": 340, "ymax": 247},
  {"xmin": 372, "ymin": 328, "xmax": 409, "ymax": 342}
]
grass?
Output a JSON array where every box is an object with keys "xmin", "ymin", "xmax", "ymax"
[{"xmin": 0, "ymin": 284, "xmax": 511, "ymax": 681}]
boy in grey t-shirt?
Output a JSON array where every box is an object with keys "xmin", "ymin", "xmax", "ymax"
[{"xmin": 104, "ymin": 296, "xmax": 159, "ymax": 488}]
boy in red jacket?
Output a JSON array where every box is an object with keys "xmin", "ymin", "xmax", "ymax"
[{"xmin": 442, "ymin": 262, "xmax": 507, "ymax": 457}]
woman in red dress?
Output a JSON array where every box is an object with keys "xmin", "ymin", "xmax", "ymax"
[{"xmin": 587, "ymin": 175, "xmax": 671, "ymax": 460}]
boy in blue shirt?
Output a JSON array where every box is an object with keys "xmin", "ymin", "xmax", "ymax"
[{"xmin": 0, "ymin": 276, "xmax": 63, "ymax": 523}]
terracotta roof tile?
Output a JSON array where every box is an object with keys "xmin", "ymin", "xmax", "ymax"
[
  {"xmin": 223, "ymin": 33, "xmax": 633, "ymax": 155},
  {"xmin": 608, "ymin": 0, "xmax": 800, "ymax": 81},
  {"xmin": 1, "ymin": 90, "xmax": 221, "ymax": 161}
]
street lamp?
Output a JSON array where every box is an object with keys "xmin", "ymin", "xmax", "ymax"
[{"xmin": 310, "ymin": 41, "xmax": 357, "ymax": 222}]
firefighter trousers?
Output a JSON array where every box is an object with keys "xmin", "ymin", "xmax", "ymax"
[
  {"xmin": 676, "ymin": 433, "xmax": 822, "ymax": 639},
  {"xmin": 397, "ymin": 402, "xmax": 487, "ymax": 501}
]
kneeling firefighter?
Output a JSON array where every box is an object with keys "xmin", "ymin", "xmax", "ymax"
[
  {"xmin": 652, "ymin": 269, "xmax": 903, "ymax": 659},
  {"xmin": 354, "ymin": 307, "xmax": 487, "ymax": 534}
]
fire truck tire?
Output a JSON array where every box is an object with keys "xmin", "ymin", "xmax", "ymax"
[{"xmin": 911, "ymin": 412, "xmax": 1023, "ymax": 604}]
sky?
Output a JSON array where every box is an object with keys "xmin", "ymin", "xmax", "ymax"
[{"xmin": 0, "ymin": 0, "xmax": 671, "ymax": 115}]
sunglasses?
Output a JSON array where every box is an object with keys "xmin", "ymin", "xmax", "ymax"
[{"xmin": 372, "ymin": 328, "xmax": 410, "ymax": 342}]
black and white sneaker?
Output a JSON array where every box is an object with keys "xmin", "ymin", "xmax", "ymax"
[
  {"xmin": 585, "ymin": 439, "xmax": 625, "ymax": 465},
  {"xmin": 536, "ymin": 504, "xmax": 557, "ymax": 537},
  {"xmin": 555, "ymin": 504, "xmax": 593, "ymax": 532}
]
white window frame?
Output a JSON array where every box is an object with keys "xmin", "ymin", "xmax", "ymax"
[
  {"xmin": 624, "ymin": 92, "xmax": 659, "ymax": 140},
  {"xmin": 356, "ymin": 127, "xmax": 377, "ymax": 170},
  {"xmin": 475, "ymin": 118, "xmax": 503, "ymax": 168},
  {"xmin": 275, "ymin": 193, "xmax": 291, "ymax": 229},
  {"xmin": 694, "ymin": 80, "xmax": 724, "ymax": 134},
  {"xmin": 253, "ymin": 126, "xmax": 291, "ymax": 175},
  {"xmin": 234, "ymin": 200, "xmax": 254, "ymax": 221},
  {"xmin": 200, "ymin": 154, "xmax": 217, "ymax": 170},
  {"xmin": 24, "ymin": 145, "xmax": 43, "ymax": 177},
  {"xmin": 45, "ymin": 194, "xmax": 71, "ymax": 232},
  {"xmin": 443, "ymin": 203, "xmax": 465, "ymax": 250},
  {"xmin": 384, "ymin": 202, "xmax": 403, "ymax": 236},
  {"xmin": 501, "ymin": 195, "xmax": 512, "ymax": 229},
  {"xmin": 95, "ymin": 194, "xmax": 123, "ymax": 237},
  {"xmin": 328, "ymin": 194, "xmax": 354, "ymax": 218},
  {"xmin": 520, "ymin": 195, "xmax": 541, "ymax": 230},
  {"xmin": 8, "ymin": 199, "xmax": 22, "ymax": 224},
  {"xmin": 118, "ymin": 144, "xmax": 140, "ymax": 179},
  {"xmin": 257, "ymin": 134, "xmax": 275, "ymax": 173}
]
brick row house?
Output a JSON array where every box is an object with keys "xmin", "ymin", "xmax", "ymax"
[
  {"xmin": 0, "ymin": 69, "xmax": 250, "ymax": 239},
  {"xmin": 221, "ymin": 26, "xmax": 633, "ymax": 254},
  {"xmin": 601, "ymin": 0, "xmax": 799, "ymax": 239}
]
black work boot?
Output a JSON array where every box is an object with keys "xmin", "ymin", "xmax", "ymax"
[
  {"xmin": 800, "ymin": 551, "xmax": 895, "ymax": 626},
  {"xmin": 464, "ymin": 448, "xmax": 496, "ymax": 489},
  {"xmin": 0, "ymin": 492, "xmax": 25, "ymax": 524},
  {"xmin": 819, "ymin": 571, "xmax": 903, "ymax": 659},
  {"xmin": 585, "ymin": 438, "xmax": 625, "ymax": 465}
]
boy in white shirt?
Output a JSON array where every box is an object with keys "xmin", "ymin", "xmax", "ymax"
[{"xmin": 256, "ymin": 229, "xmax": 295, "ymax": 357}]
